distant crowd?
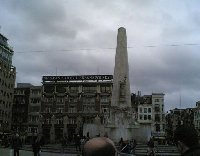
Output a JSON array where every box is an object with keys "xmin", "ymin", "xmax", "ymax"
[{"xmin": 1, "ymin": 124, "xmax": 200, "ymax": 156}]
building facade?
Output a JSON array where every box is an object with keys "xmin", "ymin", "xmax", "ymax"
[
  {"xmin": 10, "ymin": 78, "xmax": 166, "ymax": 143},
  {"xmin": 10, "ymin": 77, "xmax": 166, "ymax": 143},
  {"xmin": 41, "ymin": 75, "xmax": 113, "ymax": 142},
  {"xmin": 12, "ymin": 83, "xmax": 31, "ymax": 135},
  {"xmin": 193, "ymin": 101, "xmax": 200, "ymax": 137},
  {"xmin": 0, "ymin": 33, "xmax": 16, "ymax": 133},
  {"xmin": 27, "ymin": 86, "xmax": 42, "ymax": 140},
  {"xmin": 137, "ymin": 95, "xmax": 153, "ymax": 124},
  {"xmin": 152, "ymin": 93, "xmax": 165, "ymax": 133},
  {"xmin": 12, "ymin": 83, "xmax": 42, "ymax": 143},
  {"xmin": 136, "ymin": 93, "xmax": 165, "ymax": 142}
]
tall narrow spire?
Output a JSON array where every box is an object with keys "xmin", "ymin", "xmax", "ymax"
[
  {"xmin": 102, "ymin": 28, "xmax": 138, "ymax": 142},
  {"xmin": 111, "ymin": 27, "xmax": 131, "ymax": 108}
]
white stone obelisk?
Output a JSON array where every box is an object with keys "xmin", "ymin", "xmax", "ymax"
[
  {"xmin": 111, "ymin": 27, "xmax": 131, "ymax": 108},
  {"xmin": 105, "ymin": 27, "xmax": 136, "ymax": 142}
]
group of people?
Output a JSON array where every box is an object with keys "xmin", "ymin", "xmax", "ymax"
[
  {"xmin": 9, "ymin": 133, "xmax": 44, "ymax": 156},
  {"xmin": 82, "ymin": 125, "xmax": 200, "ymax": 156},
  {"xmin": 4, "ymin": 124, "xmax": 200, "ymax": 156},
  {"xmin": 61, "ymin": 134, "xmax": 90, "ymax": 153},
  {"xmin": 118, "ymin": 137, "xmax": 137, "ymax": 154},
  {"xmin": 145, "ymin": 124, "xmax": 200, "ymax": 156}
]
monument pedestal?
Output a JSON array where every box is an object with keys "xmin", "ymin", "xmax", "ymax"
[{"xmin": 104, "ymin": 106, "xmax": 139, "ymax": 142}]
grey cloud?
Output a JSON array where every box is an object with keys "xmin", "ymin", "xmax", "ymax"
[
  {"xmin": 130, "ymin": 46, "xmax": 200, "ymax": 94},
  {"xmin": 1, "ymin": 0, "xmax": 200, "ymax": 111}
]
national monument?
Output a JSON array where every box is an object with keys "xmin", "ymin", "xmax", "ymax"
[{"xmin": 83, "ymin": 27, "xmax": 139, "ymax": 142}]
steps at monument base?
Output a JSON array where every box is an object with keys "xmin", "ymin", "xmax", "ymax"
[{"xmin": 135, "ymin": 145, "xmax": 180, "ymax": 156}]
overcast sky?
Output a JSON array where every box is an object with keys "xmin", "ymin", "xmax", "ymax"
[{"xmin": 1, "ymin": 0, "xmax": 200, "ymax": 111}]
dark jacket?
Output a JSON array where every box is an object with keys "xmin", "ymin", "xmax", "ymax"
[
  {"xmin": 32, "ymin": 136, "xmax": 44, "ymax": 152},
  {"xmin": 147, "ymin": 139, "xmax": 154, "ymax": 148},
  {"xmin": 182, "ymin": 145, "xmax": 200, "ymax": 156},
  {"xmin": 11, "ymin": 137, "xmax": 22, "ymax": 150},
  {"xmin": 75, "ymin": 135, "xmax": 81, "ymax": 145}
]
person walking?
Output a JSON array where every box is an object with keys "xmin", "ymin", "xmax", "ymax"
[
  {"xmin": 11, "ymin": 134, "xmax": 22, "ymax": 156},
  {"xmin": 32, "ymin": 134, "xmax": 43, "ymax": 156},
  {"xmin": 119, "ymin": 137, "xmax": 126, "ymax": 150},
  {"xmin": 61, "ymin": 136, "xmax": 66, "ymax": 153},
  {"xmin": 147, "ymin": 137, "xmax": 155, "ymax": 156},
  {"xmin": 75, "ymin": 134, "xmax": 81, "ymax": 151},
  {"xmin": 130, "ymin": 139, "xmax": 137, "ymax": 154}
]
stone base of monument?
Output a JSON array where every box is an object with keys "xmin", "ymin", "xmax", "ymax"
[
  {"xmin": 83, "ymin": 124, "xmax": 105, "ymax": 137},
  {"xmin": 105, "ymin": 123, "xmax": 140, "ymax": 142},
  {"xmin": 83, "ymin": 123, "xmax": 152, "ymax": 143}
]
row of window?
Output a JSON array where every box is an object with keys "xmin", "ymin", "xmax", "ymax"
[
  {"xmin": 29, "ymin": 106, "xmax": 40, "ymax": 112},
  {"xmin": 14, "ymin": 89, "xmax": 41, "ymax": 95},
  {"xmin": 139, "ymin": 107, "xmax": 152, "ymax": 113},
  {"xmin": 14, "ymin": 90, "xmax": 25, "ymax": 95},
  {"xmin": 139, "ymin": 114, "xmax": 152, "ymax": 120},
  {"xmin": 42, "ymin": 106, "xmax": 109, "ymax": 114},
  {"xmin": 0, "ymin": 109, "xmax": 11, "ymax": 119},
  {"xmin": 138, "ymin": 114, "xmax": 165, "ymax": 122},
  {"xmin": 44, "ymin": 86, "xmax": 111, "ymax": 93},
  {"xmin": 28, "ymin": 127, "xmax": 38, "ymax": 133},
  {"xmin": 154, "ymin": 98, "xmax": 164, "ymax": 102},
  {"xmin": 14, "ymin": 98, "xmax": 26, "ymax": 104},
  {"xmin": 194, "ymin": 120, "xmax": 200, "ymax": 127},
  {"xmin": 139, "ymin": 106, "xmax": 164, "ymax": 114},
  {"xmin": 41, "ymin": 118, "xmax": 65, "ymax": 124},
  {"xmin": 0, "ymin": 100, "xmax": 12, "ymax": 109},
  {"xmin": 43, "ymin": 107, "xmax": 64, "ymax": 113},
  {"xmin": 31, "ymin": 90, "xmax": 41, "ymax": 95},
  {"xmin": 0, "ymin": 65, "xmax": 15, "ymax": 79},
  {"xmin": 30, "ymin": 98, "xmax": 41, "ymax": 104},
  {"xmin": 0, "ymin": 48, "xmax": 12, "ymax": 63},
  {"xmin": 0, "ymin": 89, "xmax": 13, "ymax": 99},
  {"xmin": 28, "ymin": 116, "xmax": 39, "ymax": 123},
  {"xmin": 43, "ymin": 96, "xmax": 110, "ymax": 103},
  {"xmin": 194, "ymin": 112, "xmax": 200, "ymax": 118},
  {"xmin": 0, "ymin": 77, "xmax": 14, "ymax": 89}
]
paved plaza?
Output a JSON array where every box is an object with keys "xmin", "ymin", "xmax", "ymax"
[
  {"xmin": 134, "ymin": 144, "xmax": 180, "ymax": 156},
  {"xmin": 0, "ymin": 148, "xmax": 78, "ymax": 156},
  {"xmin": 0, "ymin": 144, "xmax": 180, "ymax": 156}
]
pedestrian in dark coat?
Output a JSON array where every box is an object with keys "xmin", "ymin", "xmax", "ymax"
[
  {"xmin": 119, "ymin": 137, "xmax": 126, "ymax": 151},
  {"xmin": 32, "ymin": 134, "xmax": 43, "ymax": 156},
  {"xmin": 61, "ymin": 137, "xmax": 66, "ymax": 153},
  {"xmin": 11, "ymin": 134, "xmax": 22, "ymax": 156},
  {"xmin": 147, "ymin": 138, "xmax": 155, "ymax": 156},
  {"xmin": 75, "ymin": 134, "xmax": 81, "ymax": 151}
]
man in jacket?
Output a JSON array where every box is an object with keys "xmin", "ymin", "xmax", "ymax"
[
  {"xmin": 174, "ymin": 125, "xmax": 200, "ymax": 156},
  {"xmin": 32, "ymin": 134, "xmax": 44, "ymax": 156},
  {"xmin": 147, "ymin": 137, "xmax": 155, "ymax": 156},
  {"xmin": 11, "ymin": 134, "xmax": 22, "ymax": 156}
]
